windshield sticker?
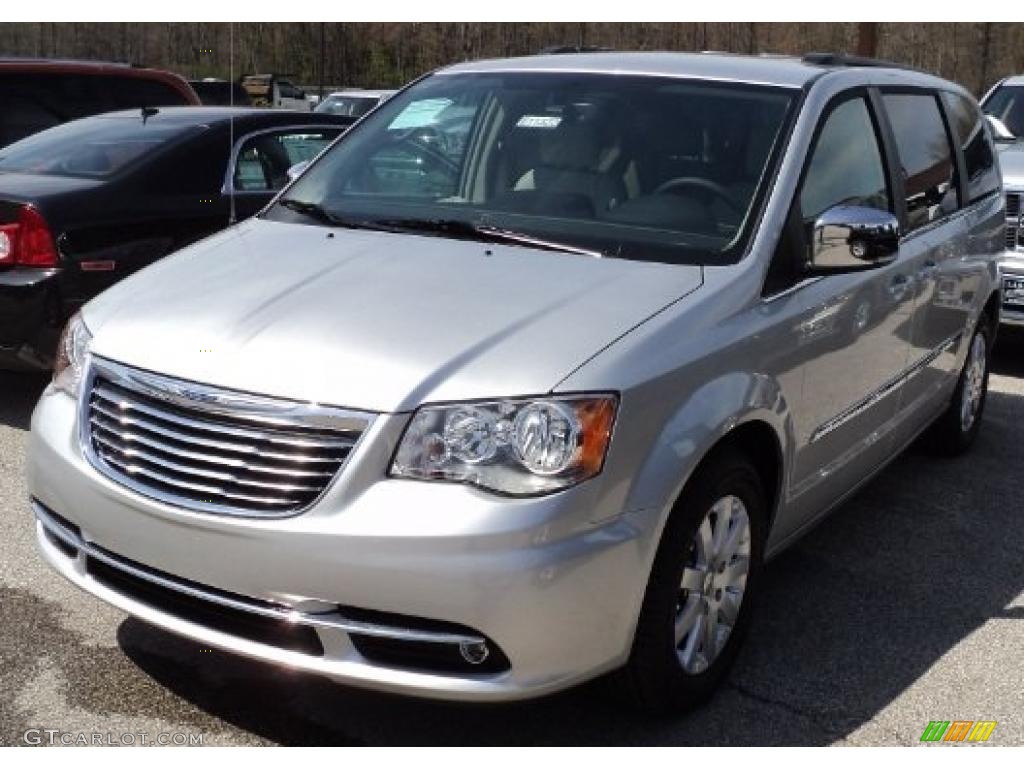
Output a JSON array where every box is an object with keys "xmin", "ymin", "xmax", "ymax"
[
  {"xmin": 516, "ymin": 115, "xmax": 562, "ymax": 129},
  {"xmin": 388, "ymin": 98, "xmax": 453, "ymax": 130}
]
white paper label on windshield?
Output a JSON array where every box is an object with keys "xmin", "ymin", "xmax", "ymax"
[
  {"xmin": 516, "ymin": 115, "xmax": 562, "ymax": 129},
  {"xmin": 388, "ymin": 98, "xmax": 453, "ymax": 130}
]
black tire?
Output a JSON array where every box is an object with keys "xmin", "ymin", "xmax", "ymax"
[
  {"xmin": 620, "ymin": 447, "xmax": 766, "ymax": 714},
  {"xmin": 924, "ymin": 320, "xmax": 991, "ymax": 457}
]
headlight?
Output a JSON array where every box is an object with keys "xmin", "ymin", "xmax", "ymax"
[
  {"xmin": 53, "ymin": 312, "xmax": 92, "ymax": 397},
  {"xmin": 391, "ymin": 395, "xmax": 617, "ymax": 496}
]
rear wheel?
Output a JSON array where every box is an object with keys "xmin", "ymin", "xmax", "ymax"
[
  {"xmin": 925, "ymin": 321, "xmax": 991, "ymax": 456},
  {"xmin": 621, "ymin": 449, "xmax": 766, "ymax": 713}
]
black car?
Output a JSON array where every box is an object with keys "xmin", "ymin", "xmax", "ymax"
[{"xmin": 0, "ymin": 107, "xmax": 353, "ymax": 370}]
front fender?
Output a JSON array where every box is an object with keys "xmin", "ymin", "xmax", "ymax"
[{"xmin": 619, "ymin": 371, "xmax": 792, "ymax": 527}]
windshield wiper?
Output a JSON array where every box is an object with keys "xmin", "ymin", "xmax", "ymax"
[
  {"xmin": 369, "ymin": 217, "xmax": 604, "ymax": 257},
  {"xmin": 275, "ymin": 206, "xmax": 605, "ymax": 256},
  {"xmin": 277, "ymin": 198, "xmax": 398, "ymax": 232},
  {"xmin": 277, "ymin": 198, "xmax": 344, "ymax": 225}
]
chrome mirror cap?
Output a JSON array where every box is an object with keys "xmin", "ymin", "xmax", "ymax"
[
  {"xmin": 809, "ymin": 204, "xmax": 900, "ymax": 272},
  {"xmin": 986, "ymin": 114, "xmax": 1014, "ymax": 140}
]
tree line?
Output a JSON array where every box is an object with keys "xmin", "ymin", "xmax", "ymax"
[{"xmin": 0, "ymin": 22, "xmax": 1021, "ymax": 97}]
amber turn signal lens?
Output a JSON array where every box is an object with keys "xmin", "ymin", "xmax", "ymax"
[{"xmin": 574, "ymin": 397, "xmax": 617, "ymax": 477}]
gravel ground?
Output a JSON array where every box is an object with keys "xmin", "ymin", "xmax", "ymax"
[{"xmin": 1, "ymin": 331, "xmax": 1022, "ymax": 746}]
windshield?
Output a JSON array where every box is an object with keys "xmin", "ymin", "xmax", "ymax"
[
  {"xmin": 982, "ymin": 84, "xmax": 1024, "ymax": 139},
  {"xmin": 270, "ymin": 72, "xmax": 796, "ymax": 265},
  {"xmin": 315, "ymin": 95, "xmax": 381, "ymax": 117},
  {"xmin": 0, "ymin": 117, "xmax": 195, "ymax": 178}
]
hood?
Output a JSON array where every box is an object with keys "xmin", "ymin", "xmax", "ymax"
[
  {"xmin": 85, "ymin": 218, "xmax": 702, "ymax": 413},
  {"xmin": 997, "ymin": 142, "xmax": 1024, "ymax": 188}
]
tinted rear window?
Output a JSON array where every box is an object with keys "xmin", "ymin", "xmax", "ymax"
[
  {"xmin": 0, "ymin": 117, "xmax": 197, "ymax": 178},
  {"xmin": 0, "ymin": 72, "xmax": 190, "ymax": 148},
  {"xmin": 942, "ymin": 91, "xmax": 999, "ymax": 204},
  {"xmin": 882, "ymin": 92, "xmax": 958, "ymax": 232}
]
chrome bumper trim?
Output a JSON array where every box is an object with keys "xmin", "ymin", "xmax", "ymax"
[{"xmin": 33, "ymin": 501, "xmax": 485, "ymax": 647}]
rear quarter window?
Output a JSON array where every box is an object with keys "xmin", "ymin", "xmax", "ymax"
[
  {"xmin": 882, "ymin": 92, "xmax": 958, "ymax": 232},
  {"xmin": 942, "ymin": 91, "xmax": 1000, "ymax": 204}
]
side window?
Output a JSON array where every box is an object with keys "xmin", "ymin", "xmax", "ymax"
[
  {"xmin": 277, "ymin": 81, "xmax": 302, "ymax": 100},
  {"xmin": 942, "ymin": 91, "xmax": 999, "ymax": 204},
  {"xmin": 103, "ymin": 76, "xmax": 191, "ymax": 109},
  {"xmin": 800, "ymin": 97, "xmax": 890, "ymax": 223},
  {"xmin": 234, "ymin": 130, "xmax": 340, "ymax": 191},
  {"xmin": 0, "ymin": 89, "xmax": 62, "ymax": 147},
  {"xmin": 882, "ymin": 93, "xmax": 958, "ymax": 232}
]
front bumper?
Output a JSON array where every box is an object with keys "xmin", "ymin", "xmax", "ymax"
[
  {"xmin": 28, "ymin": 386, "xmax": 657, "ymax": 701},
  {"xmin": 999, "ymin": 253, "xmax": 1024, "ymax": 326}
]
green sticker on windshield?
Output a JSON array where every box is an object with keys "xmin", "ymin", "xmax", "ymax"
[{"xmin": 388, "ymin": 98, "xmax": 453, "ymax": 130}]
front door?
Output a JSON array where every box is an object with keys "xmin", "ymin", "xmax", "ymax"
[{"xmin": 782, "ymin": 93, "xmax": 916, "ymax": 536}]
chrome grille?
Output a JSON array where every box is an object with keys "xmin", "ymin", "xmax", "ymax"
[
  {"xmin": 1007, "ymin": 192, "xmax": 1021, "ymax": 251},
  {"xmin": 82, "ymin": 358, "xmax": 371, "ymax": 517}
]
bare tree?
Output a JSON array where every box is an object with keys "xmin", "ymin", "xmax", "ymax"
[{"xmin": 856, "ymin": 22, "xmax": 878, "ymax": 57}]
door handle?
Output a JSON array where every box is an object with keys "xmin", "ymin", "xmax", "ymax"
[
  {"xmin": 918, "ymin": 260, "xmax": 939, "ymax": 280},
  {"xmin": 888, "ymin": 274, "xmax": 912, "ymax": 300}
]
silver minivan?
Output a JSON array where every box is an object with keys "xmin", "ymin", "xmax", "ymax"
[{"xmin": 28, "ymin": 51, "xmax": 1002, "ymax": 712}]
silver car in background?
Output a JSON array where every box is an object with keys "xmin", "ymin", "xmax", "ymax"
[
  {"xmin": 28, "ymin": 52, "xmax": 1002, "ymax": 712},
  {"xmin": 981, "ymin": 76, "xmax": 1024, "ymax": 324},
  {"xmin": 315, "ymin": 89, "xmax": 396, "ymax": 118}
]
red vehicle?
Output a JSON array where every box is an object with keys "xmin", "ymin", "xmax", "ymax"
[{"xmin": 0, "ymin": 58, "xmax": 199, "ymax": 148}]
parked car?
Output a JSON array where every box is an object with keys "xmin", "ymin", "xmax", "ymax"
[
  {"xmin": 0, "ymin": 107, "xmax": 351, "ymax": 370},
  {"xmin": 980, "ymin": 76, "xmax": 1024, "ymax": 326},
  {"xmin": 240, "ymin": 74, "xmax": 311, "ymax": 111},
  {"xmin": 315, "ymin": 89, "xmax": 396, "ymax": 118},
  {"xmin": 187, "ymin": 78, "xmax": 251, "ymax": 107},
  {"xmin": 29, "ymin": 52, "xmax": 1001, "ymax": 712},
  {"xmin": 0, "ymin": 58, "xmax": 198, "ymax": 149}
]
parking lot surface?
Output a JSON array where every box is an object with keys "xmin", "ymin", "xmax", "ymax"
[{"xmin": 2, "ymin": 332, "xmax": 1023, "ymax": 746}]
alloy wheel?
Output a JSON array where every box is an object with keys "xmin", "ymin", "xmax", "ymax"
[
  {"xmin": 960, "ymin": 332, "xmax": 987, "ymax": 433},
  {"xmin": 675, "ymin": 495, "xmax": 751, "ymax": 675}
]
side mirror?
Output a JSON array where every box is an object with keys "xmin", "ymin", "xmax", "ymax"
[
  {"xmin": 808, "ymin": 204, "xmax": 900, "ymax": 273},
  {"xmin": 986, "ymin": 114, "xmax": 1014, "ymax": 140},
  {"xmin": 286, "ymin": 160, "xmax": 310, "ymax": 182}
]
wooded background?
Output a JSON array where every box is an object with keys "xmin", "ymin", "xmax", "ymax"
[{"xmin": 0, "ymin": 22, "xmax": 1020, "ymax": 97}]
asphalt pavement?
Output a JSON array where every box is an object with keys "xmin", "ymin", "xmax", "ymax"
[{"xmin": 1, "ymin": 332, "xmax": 1022, "ymax": 746}]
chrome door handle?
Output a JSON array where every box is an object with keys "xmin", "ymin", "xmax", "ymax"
[{"xmin": 888, "ymin": 274, "xmax": 912, "ymax": 300}]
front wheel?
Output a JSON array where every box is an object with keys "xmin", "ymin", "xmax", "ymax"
[
  {"xmin": 621, "ymin": 448, "xmax": 766, "ymax": 713},
  {"xmin": 924, "ymin": 321, "xmax": 991, "ymax": 456}
]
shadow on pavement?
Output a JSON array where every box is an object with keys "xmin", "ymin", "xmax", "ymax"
[
  {"xmin": 0, "ymin": 372, "xmax": 48, "ymax": 431},
  {"xmin": 992, "ymin": 325, "xmax": 1024, "ymax": 378}
]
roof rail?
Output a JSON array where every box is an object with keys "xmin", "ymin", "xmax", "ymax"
[
  {"xmin": 538, "ymin": 45, "xmax": 613, "ymax": 55},
  {"xmin": 801, "ymin": 52, "xmax": 928, "ymax": 74},
  {"xmin": 0, "ymin": 56, "xmax": 140, "ymax": 68}
]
